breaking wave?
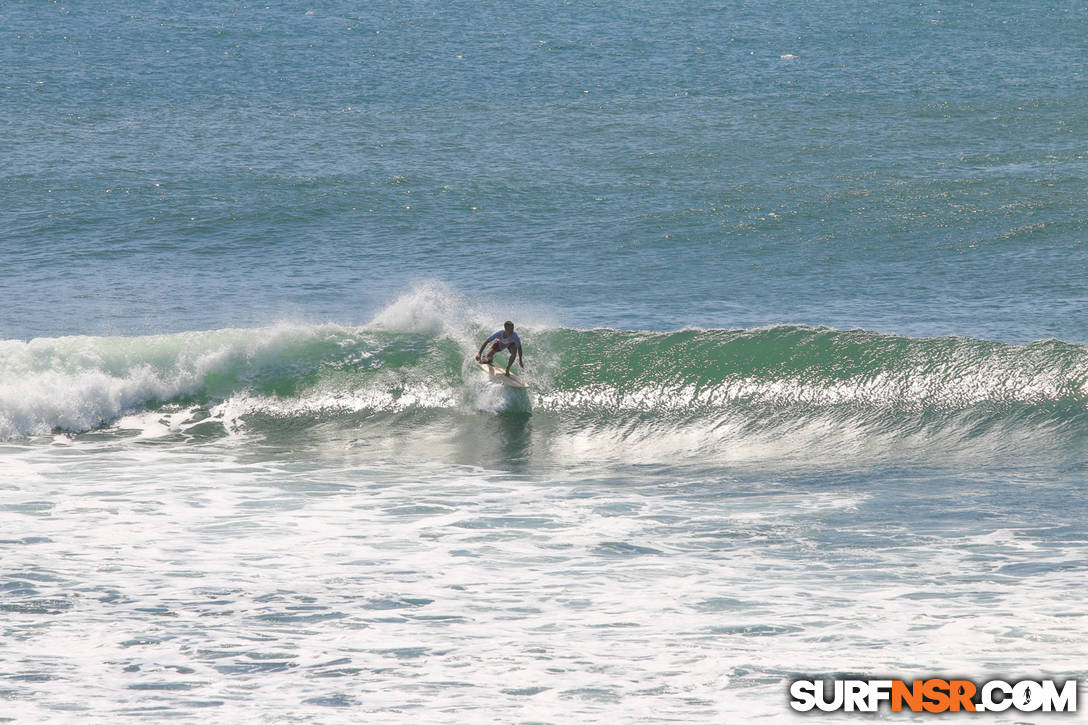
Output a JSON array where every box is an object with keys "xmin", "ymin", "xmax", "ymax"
[{"xmin": 3, "ymin": 287, "xmax": 1088, "ymax": 465}]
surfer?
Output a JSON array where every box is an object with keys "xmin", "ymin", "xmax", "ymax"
[{"xmin": 476, "ymin": 320, "xmax": 525, "ymax": 376}]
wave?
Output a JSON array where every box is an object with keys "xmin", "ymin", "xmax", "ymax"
[{"xmin": 2, "ymin": 288, "xmax": 1087, "ymax": 463}]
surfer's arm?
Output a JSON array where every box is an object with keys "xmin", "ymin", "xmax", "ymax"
[
  {"xmin": 505, "ymin": 345, "xmax": 523, "ymax": 374},
  {"xmin": 476, "ymin": 333, "xmax": 496, "ymax": 360}
]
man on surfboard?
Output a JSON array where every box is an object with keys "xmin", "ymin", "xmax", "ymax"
[{"xmin": 476, "ymin": 320, "xmax": 525, "ymax": 376}]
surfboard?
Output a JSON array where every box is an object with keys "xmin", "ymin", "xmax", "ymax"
[{"xmin": 476, "ymin": 360, "xmax": 529, "ymax": 389}]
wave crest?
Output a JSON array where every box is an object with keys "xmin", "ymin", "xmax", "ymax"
[{"xmin": 2, "ymin": 314, "xmax": 1087, "ymax": 463}]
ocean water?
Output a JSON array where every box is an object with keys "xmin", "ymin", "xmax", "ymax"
[{"xmin": 2, "ymin": 1, "xmax": 1086, "ymax": 722}]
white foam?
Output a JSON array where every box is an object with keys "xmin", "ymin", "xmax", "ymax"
[
  {"xmin": 213, "ymin": 381, "xmax": 461, "ymax": 426},
  {"xmin": 2, "ymin": 432, "xmax": 1084, "ymax": 722},
  {"xmin": 0, "ymin": 323, "xmax": 354, "ymax": 439}
]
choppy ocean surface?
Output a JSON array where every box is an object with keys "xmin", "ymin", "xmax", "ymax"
[{"xmin": 2, "ymin": 1, "xmax": 1086, "ymax": 722}]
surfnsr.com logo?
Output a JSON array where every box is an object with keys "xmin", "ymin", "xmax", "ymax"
[{"xmin": 789, "ymin": 678, "xmax": 1078, "ymax": 713}]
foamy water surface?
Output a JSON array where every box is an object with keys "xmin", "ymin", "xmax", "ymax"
[{"xmin": 2, "ymin": 424, "xmax": 1085, "ymax": 722}]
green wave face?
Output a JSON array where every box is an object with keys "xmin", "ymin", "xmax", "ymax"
[
  {"xmin": 533, "ymin": 326, "xmax": 1088, "ymax": 414},
  {"xmin": 3, "ymin": 323, "xmax": 1087, "ymax": 465}
]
